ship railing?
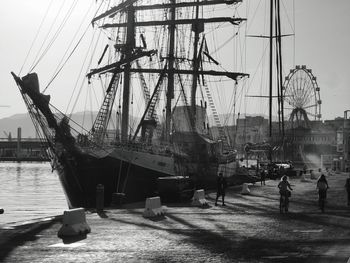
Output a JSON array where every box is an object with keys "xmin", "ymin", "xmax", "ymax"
[
  {"xmin": 108, "ymin": 141, "xmax": 174, "ymax": 156},
  {"xmin": 76, "ymin": 138, "xmax": 175, "ymax": 157},
  {"xmin": 0, "ymin": 138, "xmax": 46, "ymax": 142}
]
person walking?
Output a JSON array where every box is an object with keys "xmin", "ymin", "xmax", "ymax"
[
  {"xmin": 278, "ymin": 175, "xmax": 293, "ymax": 212},
  {"xmin": 278, "ymin": 175, "xmax": 293, "ymax": 196},
  {"xmin": 303, "ymin": 164, "xmax": 307, "ymax": 175},
  {"xmin": 260, "ymin": 169, "xmax": 266, "ymax": 186},
  {"xmin": 345, "ymin": 174, "xmax": 350, "ymax": 206},
  {"xmin": 215, "ymin": 173, "xmax": 227, "ymax": 206},
  {"xmin": 316, "ymin": 174, "xmax": 329, "ymax": 212}
]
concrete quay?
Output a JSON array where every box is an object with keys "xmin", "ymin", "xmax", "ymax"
[{"xmin": 1, "ymin": 172, "xmax": 350, "ymax": 263}]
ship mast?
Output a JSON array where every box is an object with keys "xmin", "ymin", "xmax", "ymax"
[
  {"xmin": 276, "ymin": 0, "xmax": 285, "ymax": 140},
  {"xmin": 269, "ymin": 0, "xmax": 286, "ymax": 160},
  {"xmin": 190, "ymin": 0, "xmax": 201, "ymax": 129},
  {"xmin": 121, "ymin": 6, "xmax": 135, "ymax": 142},
  {"xmin": 165, "ymin": 0, "xmax": 176, "ymax": 142},
  {"xmin": 88, "ymin": 0, "xmax": 248, "ymax": 142},
  {"xmin": 269, "ymin": 0, "xmax": 273, "ymax": 138}
]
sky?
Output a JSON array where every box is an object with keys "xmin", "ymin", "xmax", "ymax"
[{"xmin": 0, "ymin": 0, "xmax": 349, "ymax": 122}]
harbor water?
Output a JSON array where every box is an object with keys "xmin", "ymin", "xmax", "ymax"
[{"xmin": 0, "ymin": 162, "xmax": 67, "ymax": 225}]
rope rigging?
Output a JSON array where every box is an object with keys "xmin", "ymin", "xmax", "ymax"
[
  {"xmin": 19, "ymin": 0, "xmax": 55, "ymax": 75},
  {"xmin": 29, "ymin": 0, "xmax": 74, "ymax": 73},
  {"xmin": 43, "ymin": 1, "xmax": 96, "ymax": 93},
  {"xmin": 43, "ymin": 26, "xmax": 90, "ymax": 93},
  {"xmin": 66, "ymin": 2, "xmax": 108, "ymax": 117}
]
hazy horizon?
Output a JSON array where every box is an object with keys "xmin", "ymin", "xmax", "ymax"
[{"xmin": 1, "ymin": 0, "xmax": 349, "ymax": 122}]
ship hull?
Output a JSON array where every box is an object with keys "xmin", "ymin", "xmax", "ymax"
[
  {"xmin": 54, "ymin": 147, "xmax": 181, "ymax": 208},
  {"xmin": 54, "ymin": 144, "xmax": 226, "ymax": 208}
]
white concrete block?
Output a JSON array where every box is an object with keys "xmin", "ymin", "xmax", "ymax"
[
  {"xmin": 143, "ymin": 197, "xmax": 164, "ymax": 218},
  {"xmin": 300, "ymin": 175, "xmax": 309, "ymax": 182},
  {"xmin": 241, "ymin": 183, "xmax": 251, "ymax": 195},
  {"xmin": 191, "ymin": 189, "xmax": 208, "ymax": 207},
  {"xmin": 310, "ymin": 171, "xmax": 318, "ymax": 180},
  {"xmin": 58, "ymin": 208, "xmax": 91, "ymax": 238}
]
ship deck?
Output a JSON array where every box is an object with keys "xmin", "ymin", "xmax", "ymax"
[{"xmin": 1, "ymin": 172, "xmax": 350, "ymax": 262}]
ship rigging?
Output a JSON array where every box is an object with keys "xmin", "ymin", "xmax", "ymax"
[{"xmin": 12, "ymin": 0, "xmax": 249, "ymax": 208}]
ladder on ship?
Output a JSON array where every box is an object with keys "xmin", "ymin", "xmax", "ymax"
[
  {"xmin": 90, "ymin": 74, "xmax": 121, "ymax": 143},
  {"xmin": 136, "ymin": 60, "xmax": 162, "ymax": 139},
  {"xmin": 203, "ymin": 84, "xmax": 230, "ymax": 149}
]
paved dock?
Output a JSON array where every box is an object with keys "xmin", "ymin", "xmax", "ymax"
[{"xmin": 1, "ymin": 172, "xmax": 350, "ymax": 262}]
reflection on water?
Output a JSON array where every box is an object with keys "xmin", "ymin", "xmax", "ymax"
[{"xmin": 0, "ymin": 162, "xmax": 68, "ymax": 225}]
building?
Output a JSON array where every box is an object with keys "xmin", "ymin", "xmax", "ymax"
[
  {"xmin": 211, "ymin": 114, "xmax": 350, "ymax": 170},
  {"xmin": 0, "ymin": 128, "xmax": 49, "ymax": 162}
]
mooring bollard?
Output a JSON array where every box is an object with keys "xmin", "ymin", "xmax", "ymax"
[
  {"xmin": 96, "ymin": 184, "xmax": 104, "ymax": 211},
  {"xmin": 0, "ymin": 208, "xmax": 4, "ymax": 214},
  {"xmin": 301, "ymin": 175, "xmax": 308, "ymax": 182},
  {"xmin": 310, "ymin": 170, "xmax": 317, "ymax": 180}
]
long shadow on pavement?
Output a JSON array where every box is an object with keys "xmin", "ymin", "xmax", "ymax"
[
  {"xmin": 0, "ymin": 219, "xmax": 58, "ymax": 262},
  {"xmin": 215, "ymin": 193, "xmax": 350, "ymax": 231}
]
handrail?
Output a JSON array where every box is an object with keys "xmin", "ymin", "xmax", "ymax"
[{"xmin": 0, "ymin": 138, "xmax": 48, "ymax": 142}]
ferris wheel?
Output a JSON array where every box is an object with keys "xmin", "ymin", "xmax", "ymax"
[{"xmin": 283, "ymin": 65, "xmax": 322, "ymax": 128}]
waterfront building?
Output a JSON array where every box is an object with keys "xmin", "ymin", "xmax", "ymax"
[
  {"xmin": 211, "ymin": 114, "xmax": 350, "ymax": 170},
  {"xmin": 0, "ymin": 127, "xmax": 48, "ymax": 162}
]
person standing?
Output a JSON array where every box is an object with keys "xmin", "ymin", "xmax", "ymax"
[
  {"xmin": 303, "ymin": 164, "xmax": 307, "ymax": 176},
  {"xmin": 345, "ymin": 174, "xmax": 350, "ymax": 206},
  {"xmin": 215, "ymin": 173, "xmax": 227, "ymax": 206}
]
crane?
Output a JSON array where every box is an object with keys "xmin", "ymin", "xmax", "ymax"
[{"xmin": 3, "ymin": 131, "xmax": 12, "ymax": 141}]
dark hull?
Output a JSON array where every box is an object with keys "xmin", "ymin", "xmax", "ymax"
[
  {"xmin": 54, "ymin": 147, "xmax": 223, "ymax": 208},
  {"xmin": 55, "ymin": 151, "xmax": 176, "ymax": 208}
]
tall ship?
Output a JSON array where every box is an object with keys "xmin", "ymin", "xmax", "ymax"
[{"xmin": 12, "ymin": 0, "xmax": 248, "ymax": 208}]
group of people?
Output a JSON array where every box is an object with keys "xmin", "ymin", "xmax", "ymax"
[
  {"xmin": 215, "ymin": 169, "xmax": 350, "ymax": 210},
  {"xmin": 278, "ymin": 172, "xmax": 329, "ymax": 212},
  {"xmin": 275, "ymin": 171, "xmax": 350, "ymax": 212}
]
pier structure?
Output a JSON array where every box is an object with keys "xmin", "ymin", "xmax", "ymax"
[
  {"xmin": 0, "ymin": 127, "xmax": 48, "ymax": 162},
  {"xmin": 1, "ymin": 172, "xmax": 350, "ymax": 262}
]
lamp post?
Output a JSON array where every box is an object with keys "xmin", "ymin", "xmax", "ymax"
[{"xmin": 344, "ymin": 110, "xmax": 350, "ymax": 172}]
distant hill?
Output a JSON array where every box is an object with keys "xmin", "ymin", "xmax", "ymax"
[
  {"xmin": 0, "ymin": 111, "xmax": 140, "ymax": 138},
  {"xmin": 0, "ymin": 111, "xmax": 272, "ymax": 138},
  {"xmin": 0, "ymin": 113, "xmax": 36, "ymax": 138},
  {"xmin": 0, "ymin": 112, "xmax": 98, "ymax": 138}
]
